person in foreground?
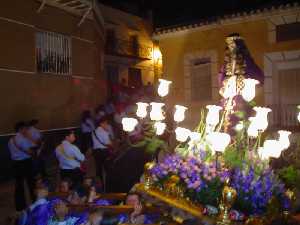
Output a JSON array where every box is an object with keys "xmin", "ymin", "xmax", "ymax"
[
  {"xmin": 8, "ymin": 121, "xmax": 36, "ymax": 212},
  {"xmin": 47, "ymin": 199, "xmax": 83, "ymax": 225},
  {"xmin": 118, "ymin": 192, "xmax": 152, "ymax": 224},
  {"xmin": 19, "ymin": 182, "xmax": 50, "ymax": 225}
]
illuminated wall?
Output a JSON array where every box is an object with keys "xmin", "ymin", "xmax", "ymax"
[{"xmin": 155, "ymin": 7, "xmax": 300, "ymax": 127}]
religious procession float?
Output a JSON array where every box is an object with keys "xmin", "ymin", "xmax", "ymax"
[{"xmin": 121, "ymin": 34, "xmax": 300, "ymax": 224}]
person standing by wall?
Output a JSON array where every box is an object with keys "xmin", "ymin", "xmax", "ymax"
[
  {"xmin": 92, "ymin": 116, "xmax": 114, "ymax": 190},
  {"xmin": 80, "ymin": 110, "xmax": 95, "ymax": 153},
  {"xmin": 55, "ymin": 130, "xmax": 85, "ymax": 188},
  {"xmin": 27, "ymin": 119, "xmax": 45, "ymax": 179},
  {"xmin": 8, "ymin": 122, "xmax": 36, "ymax": 212}
]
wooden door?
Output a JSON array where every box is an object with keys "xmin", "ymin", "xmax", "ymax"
[{"xmin": 128, "ymin": 67, "xmax": 142, "ymax": 89}]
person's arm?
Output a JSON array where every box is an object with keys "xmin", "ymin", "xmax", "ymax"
[
  {"xmin": 72, "ymin": 146, "xmax": 85, "ymax": 162},
  {"xmin": 102, "ymin": 131, "xmax": 113, "ymax": 146},
  {"xmin": 15, "ymin": 137, "xmax": 34, "ymax": 155}
]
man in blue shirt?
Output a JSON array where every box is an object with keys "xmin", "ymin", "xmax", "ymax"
[
  {"xmin": 8, "ymin": 121, "xmax": 36, "ymax": 211},
  {"xmin": 92, "ymin": 116, "xmax": 113, "ymax": 189},
  {"xmin": 27, "ymin": 119, "xmax": 46, "ymax": 179},
  {"xmin": 55, "ymin": 130, "xmax": 85, "ymax": 188}
]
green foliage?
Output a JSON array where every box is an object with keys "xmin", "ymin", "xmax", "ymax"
[
  {"xmin": 129, "ymin": 121, "xmax": 168, "ymax": 154},
  {"xmin": 223, "ymin": 146, "xmax": 244, "ymax": 169},
  {"xmin": 234, "ymin": 110, "xmax": 246, "ymax": 119},
  {"xmin": 191, "ymin": 178, "xmax": 223, "ymax": 207},
  {"xmin": 278, "ymin": 166, "xmax": 300, "ymax": 189},
  {"xmin": 144, "ymin": 137, "xmax": 167, "ymax": 153}
]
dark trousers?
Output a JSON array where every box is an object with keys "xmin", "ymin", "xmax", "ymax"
[
  {"xmin": 13, "ymin": 158, "xmax": 35, "ymax": 211},
  {"xmin": 93, "ymin": 149, "xmax": 109, "ymax": 179},
  {"xmin": 81, "ymin": 132, "xmax": 92, "ymax": 154},
  {"xmin": 60, "ymin": 168, "xmax": 83, "ymax": 189}
]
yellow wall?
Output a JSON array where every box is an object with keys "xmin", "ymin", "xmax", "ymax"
[
  {"xmin": 157, "ymin": 18, "xmax": 300, "ymax": 127},
  {"xmin": 100, "ymin": 3, "xmax": 160, "ymax": 86}
]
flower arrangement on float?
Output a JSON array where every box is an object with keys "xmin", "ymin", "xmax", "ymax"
[{"xmin": 121, "ymin": 34, "xmax": 299, "ymax": 223}]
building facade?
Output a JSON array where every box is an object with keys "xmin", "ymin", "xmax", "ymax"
[
  {"xmin": 154, "ymin": 4, "xmax": 300, "ymax": 130},
  {"xmin": 0, "ymin": 0, "xmax": 106, "ymax": 133},
  {"xmin": 99, "ymin": 3, "xmax": 162, "ymax": 94}
]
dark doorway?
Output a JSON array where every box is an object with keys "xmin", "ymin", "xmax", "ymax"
[
  {"xmin": 106, "ymin": 65, "xmax": 119, "ymax": 96},
  {"xmin": 128, "ymin": 67, "xmax": 142, "ymax": 89},
  {"xmin": 130, "ymin": 35, "xmax": 139, "ymax": 57}
]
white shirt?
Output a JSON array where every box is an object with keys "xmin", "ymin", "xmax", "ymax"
[
  {"xmin": 8, "ymin": 133, "xmax": 34, "ymax": 160},
  {"xmin": 81, "ymin": 118, "xmax": 95, "ymax": 133},
  {"xmin": 27, "ymin": 126, "xmax": 42, "ymax": 142},
  {"xmin": 55, "ymin": 140, "xmax": 85, "ymax": 170},
  {"xmin": 92, "ymin": 126, "xmax": 112, "ymax": 150}
]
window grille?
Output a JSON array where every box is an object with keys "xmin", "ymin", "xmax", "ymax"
[{"xmin": 36, "ymin": 31, "xmax": 71, "ymax": 75}]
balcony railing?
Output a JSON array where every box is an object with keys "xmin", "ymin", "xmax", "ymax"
[
  {"xmin": 105, "ymin": 38, "xmax": 152, "ymax": 60},
  {"xmin": 268, "ymin": 104, "xmax": 300, "ymax": 131}
]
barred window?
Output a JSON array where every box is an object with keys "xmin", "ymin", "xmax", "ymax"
[
  {"xmin": 36, "ymin": 31, "xmax": 71, "ymax": 75},
  {"xmin": 190, "ymin": 59, "xmax": 212, "ymax": 101}
]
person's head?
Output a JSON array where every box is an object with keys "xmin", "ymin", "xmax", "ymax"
[
  {"xmin": 83, "ymin": 177, "xmax": 94, "ymax": 189},
  {"xmin": 98, "ymin": 116, "xmax": 109, "ymax": 130},
  {"xmin": 14, "ymin": 121, "xmax": 27, "ymax": 134},
  {"xmin": 88, "ymin": 208, "xmax": 103, "ymax": 224},
  {"xmin": 53, "ymin": 200, "xmax": 69, "ymax": 220},
  {"xmin": 125, "ymin": 192, "xmax": 141, "ymax": 207},
  {"xmin": 65, "ymin": 130, "xmax": 76, "ymax": 143},
  {"xmin": 81, "ymin": 110, "xmax": 92, "ymax": 121},
  {"xmin": 59, "ymin": 179, "xmax": 71, "ymax": 193},
  {"xmin": 95, "ymin": 105, "xmax": 104, "ymax": 114},
  {"xmin": 35, "ymin": 182, "xmax": 49, "ymax": 199},
  {"xmin": 28, "ymin": 119, "xmax": 39, "ymax": 127}
]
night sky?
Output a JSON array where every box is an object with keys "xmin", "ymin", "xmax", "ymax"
[{"xmin": 99, "ymin": 0, "xmax": 297, "ymax": 28}]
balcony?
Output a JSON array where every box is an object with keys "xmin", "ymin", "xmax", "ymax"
[
  {"xmin": 105, "ymin": 38, "xmax": 152, "ymax": 60},
  {"xmin": 268, "ymin": 104, "xmax": 300, "ymax": 131}
]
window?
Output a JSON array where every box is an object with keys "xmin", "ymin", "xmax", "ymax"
[
  {"xmin": 276, "ymin": 22, "xmax": 300, "ymax": 42},
  {"xmin": 130, "ymin": 35, "xmax": 139, "ymax": 56},
  {"xmin": 190, "ymin": 59, "xmax": 212, "ymax": 101},
  {"xmin": 106, "ymin": 65, "xmax": 119, "ymax": 97},
  {"xmin": 105, "ymin": 29, "xmax": 116, "ymax": 53},
  {"xmin": 36, "ymin": 31, "xmax": 71, "ymax": 75}
]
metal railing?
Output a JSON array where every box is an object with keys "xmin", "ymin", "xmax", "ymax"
[
  {"xmin": 268, "ymin": 104, "xmax": 299, "ymax": 130},
  {"xmin": 105, "ymin": 38, "xmax": 152, "ymax": 60}
]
